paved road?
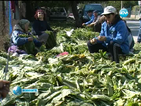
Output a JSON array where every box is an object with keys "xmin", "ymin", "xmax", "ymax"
[{"xmin": 126, "ymin": 20, "xmax": 140, "ymax": 42}]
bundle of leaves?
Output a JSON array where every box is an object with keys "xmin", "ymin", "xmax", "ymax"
[
  {"xmin": 56, "ymin": 28, "xmax": 99, "ymax": 45},
  {"xmin": 1, "ymin": 24, "xmax": 141, "ymax": 106},
  {"xmin": 0, "ymin": 43, "xmax": 141, "ymax": 106},
  {"xmin": 45, "ymin": 31, "xmax": 57, "ymax": 49},
  {"xmin": 18, "ymin": 34, "xmax": 37, "ymax": 55},
  {"xmin": 18, "ymin": 34, "xmax": 46, "ymax": 55}
]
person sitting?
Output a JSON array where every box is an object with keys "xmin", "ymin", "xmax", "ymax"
[
  {"xmin": 87, "ymin": 6, "xmax": 131, "ymax": 63},
  {"xmin": 8, "ymin": 19, "xmax": 42, "ymax": 56},
  {"xmin": 82, "ymin": 10, "xmax": 95, "ymax": 26},
  {"xmin": 32, "ymin": 8, "xmax": 56, "ymax": 49},
  {"xmin": 87, "ymin": 10, "xmax": 101, "ymax": 32}
]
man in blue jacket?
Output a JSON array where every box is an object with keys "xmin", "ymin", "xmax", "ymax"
[
  {"xmin": 82, "ymin": 10, "xmax": 95, "ymax": 26},
  {"xmin": 87, "ymin": 6, "xmax": 130, "ymax": 63}
]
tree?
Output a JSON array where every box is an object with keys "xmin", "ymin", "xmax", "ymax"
[
  {"xmin": 70, "ymin": 1, "xmax": 82, "ymax": 27},
  {"xmin": 24, "ymin": 1, "xmax": 108, "ymax": 27},
  {"xmin": 123, "ymin": 1, "xmax": 138, "ymax": 8}
]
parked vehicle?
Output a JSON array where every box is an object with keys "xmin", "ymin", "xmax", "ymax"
[
  {"xmin": 81, "ymin": 4, "xmax": 104, "ymax": 23},
  {"xmin": 49, "ymin": 7, "xmax": 67, "ymax": 21}
]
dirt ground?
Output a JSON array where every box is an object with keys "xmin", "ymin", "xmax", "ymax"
[{"xmin": 0, "ymin": 35, "xmax": 9, "ymax": 52}]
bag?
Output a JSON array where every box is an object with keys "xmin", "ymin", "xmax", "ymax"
[
  {"xmin": 128, "ymin": 34, "xmax": 134, "ymax": 50},
  {"xmin": 137, "ymin": 28, "xmax": 141, "ymax": 43},
  {"xmin": 138, "ymin": 34, "xmax": 141, "ymax": 43}
]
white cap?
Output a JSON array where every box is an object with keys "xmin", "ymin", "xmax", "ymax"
[{"xmin": 102, "ymin": 6, "xmax": 117, "ymax": 15}]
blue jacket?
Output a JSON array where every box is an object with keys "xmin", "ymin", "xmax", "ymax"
[
  {"xmin": 85, "ymin": 15, "xmax": 95, "ymax": 25},
  {"xmin": 11, "ymin": 30, "xmax": 42, "ymax": 47},
  {"xmin": 95, "ymin": 19, "xmax": 130, "ymax": 54}
]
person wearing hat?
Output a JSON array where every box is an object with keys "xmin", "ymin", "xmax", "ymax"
[
  {"xmin": 87, "ymin": 10, "xmax": 102, "ymax": 32},
  {"xmin": 9, "ymin": 19, "xmax": 42, "ymax": 55},
  {"xmin": 87, "ymin": 6, "xmax": 131, "ymax": 63},
  {"xmin": 82, "ymin": 10, "xmax": 95, "ymax": 26}
]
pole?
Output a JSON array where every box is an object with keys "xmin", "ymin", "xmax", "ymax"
[
  {"xmin": 9, "ymin": 1, "xmax": 12, "ymax": 36},
  {"xmin": 121, "ymin": 1, "xmax": 123, "ymax": 9}
]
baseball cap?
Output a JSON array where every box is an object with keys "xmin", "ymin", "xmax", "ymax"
[{"xmin": 102, "ymin": 6, "xmax": 117, "ymax": 15}]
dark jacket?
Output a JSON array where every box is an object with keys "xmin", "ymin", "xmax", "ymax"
[{"xmin": 32, "ymin": 19, "xmax": 53, "ymax": 36}]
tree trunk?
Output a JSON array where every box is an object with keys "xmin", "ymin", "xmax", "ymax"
[
  {"xmin": 25, "ymin": 1, "xmax": 35, "ymax": 22},
  {"xmin": 2, "ymin": 1, "xmax": 5, "ymax": 36},
  {"xmin": 70, "ymin": 1, "xmax": 82, "ymax": 28}
]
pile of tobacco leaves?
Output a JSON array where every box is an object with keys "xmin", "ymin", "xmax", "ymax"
[{"xmin": 0, "ymin": 21, "xmax": 141, "ymax": 106}]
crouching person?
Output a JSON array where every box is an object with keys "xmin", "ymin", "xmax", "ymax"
[
  {"xmin": 87, "ymin": 6, "xmax": 131, "ymax": 63},
  {"xmin": 8, "ymin": 19, "xmax": 42, "ymax": 56}
]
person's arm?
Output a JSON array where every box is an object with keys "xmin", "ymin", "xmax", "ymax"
[
  {"xmin": 33, "ymin": 39, "xmax": 42, "ymax": 47},
  {"xmin": 105, "ymin": 21, "xmax": 127, "ymax": 44},
  {"xmin": 93, "ymin": 15, "xmax": 100, "ymax": 25},
  {"xmin": 85, "ymin": 15, "xmax": 95, "ymax": 25},
  {"xmin": 11, "ymin": 31, "xmax": 29, "ymax": 46},
  {"xmin": 32, "ymin": 21, "xmax": 42, "ymax": 35},
  {"xmin": 94, "ymin": 22, "xmax": 105, "ymax": 43},
  {"xmin": 87, "ymin": 17, "xmax": 99, "ymax": 27}
]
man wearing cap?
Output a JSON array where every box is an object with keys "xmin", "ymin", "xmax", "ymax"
[
  {"xmin": 82, "ymin": 10, "xmax": 95, "ymax": 26},
  {"xmin": 87, "ymin": 6, "xmax": 131, "ymax": 63},
  {"xmin": 87, "ymin": 10, "xmax": 102, "ymax": 32}
]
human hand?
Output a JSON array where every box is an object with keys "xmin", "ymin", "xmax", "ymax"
[
  {"xmin": 98, "ymin": 36, "xmax": 106, "ymax": 41},
  {"xmin": 90, "ymin": 38, "xmax": 97, "ymax": 44},
  {"xmin": 28, "ymin": 37, "xmax": 33, "ymax": 42},
  {"xmin": 82, "ymin": 23, "xmax": 86, "ymax": 26},
  {"xmin": 87, "ymin": 23, "xmax": 94, "ymax": 27},
  {"xmin": 86, "ymin": 24, "xmax": 91, "ymax": 27},
  {"xmin": 0, "ymin": 80, "xmax": 10, "ymax": 98}
]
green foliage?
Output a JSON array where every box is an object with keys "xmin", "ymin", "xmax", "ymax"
[
  {"xmin": 18, "ymin": 34, "xmax": 36, "ymax": 55},
  {"xmin": 45, "ymin": 31, "xmax": 57, "ymax": 50},
  {"xmin": 132, "ymin": 5, "xmax": 140, "ymax": 13},
  {"xmin": 123, "ymin": 1, "xmax": 138, "ymax": 8},
  {"xmin": 1, "ymin": 15, "xmax": 141, "ymax": 106}
]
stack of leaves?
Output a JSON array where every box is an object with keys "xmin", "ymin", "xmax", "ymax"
[
  {"xmin": 45, "ymin": 31, "xmax": 57, "ymax": 49},
  {"xmin": 0, "ymin": 27, "xmax": 141, "ymax": 106},
  {"xmin": 18, "ymin": 34, "xmax": 37, "ymax": 55},
  {"xmin": 18, "ymin": 34, "xmax": 46, "ymax": 55}
]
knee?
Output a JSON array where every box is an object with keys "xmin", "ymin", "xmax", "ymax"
[
  {"xmin": 113, "ymin": 43, "xmax": 120, "ymax": 48},
  {"xmin": 109, "ymin": 42, "xmax": 119, "ymax": 47},
  {"xmin": 87, "ymin": 40, "xmax": 94, "ymax": 47}
]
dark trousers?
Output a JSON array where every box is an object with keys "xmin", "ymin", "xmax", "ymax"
[{"xmin": 87, "ymin": 41, "xmax": 124, "ymax": 63}]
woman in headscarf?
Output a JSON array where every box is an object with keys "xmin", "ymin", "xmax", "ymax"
[
  {"xmin": 8, "ymin": 19, "xmax": 42, "ymax": 55},
  {"xmin": 32, "ymin": 8, "xmax": 56, "ymax": 49}
]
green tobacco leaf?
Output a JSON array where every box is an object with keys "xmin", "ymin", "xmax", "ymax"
[{"xmin": 91, "ymin": 94, "xmax": 112, "ymax": 102}]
